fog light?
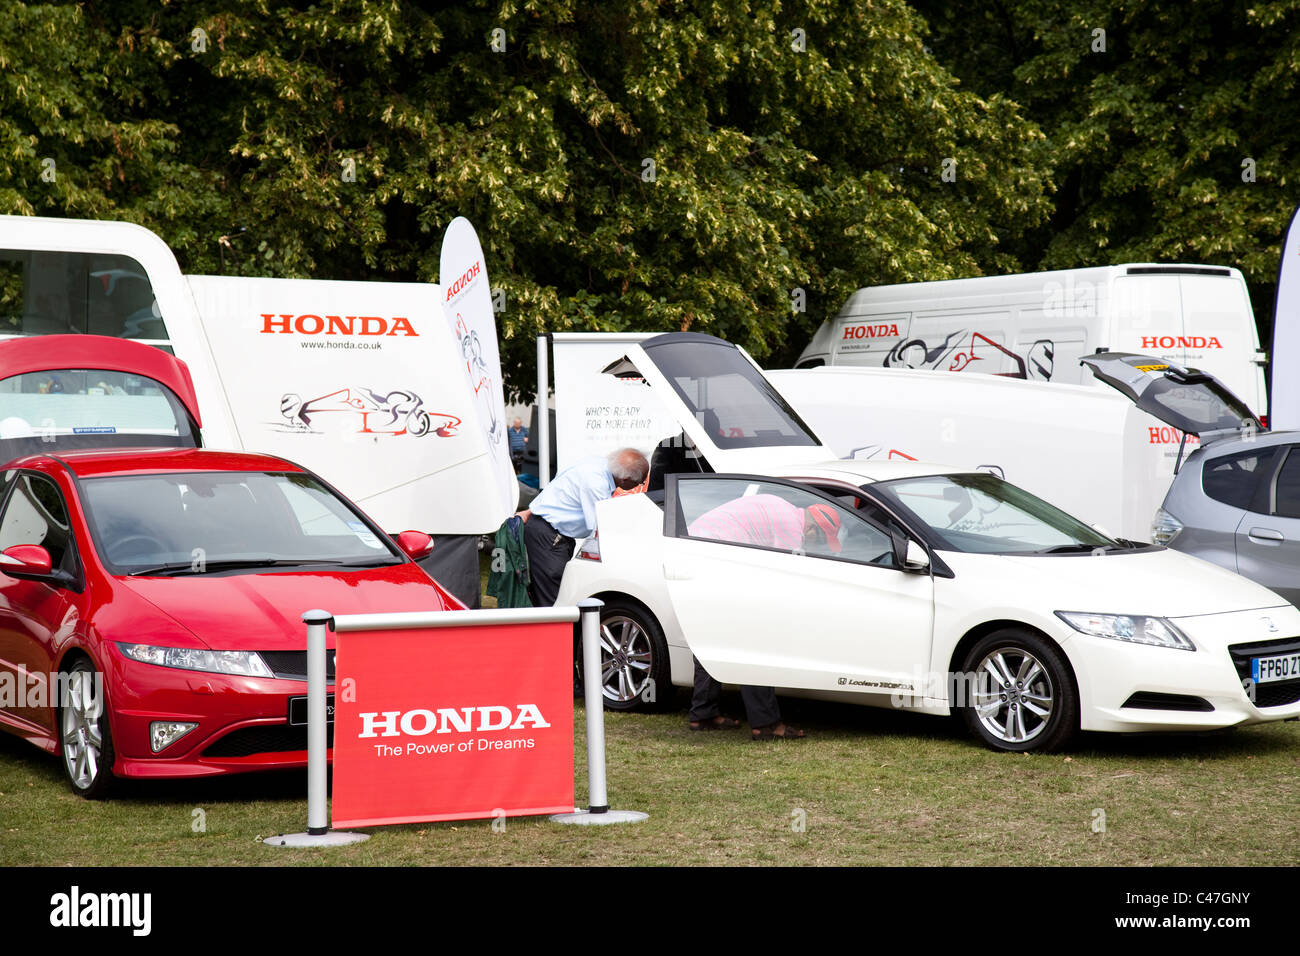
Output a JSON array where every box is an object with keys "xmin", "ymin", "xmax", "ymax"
[{"xmin": 150, "ymin": 721, "xmax": 198, "ymax": 753}]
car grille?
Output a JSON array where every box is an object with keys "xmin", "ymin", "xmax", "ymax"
[
  {"xmin": 259, "ymin": 650, "xmax": 336, "ymax": 682},
  {"xmin": 1228, "ymin": 636, "xmax": 1300, "ymax": 708},
  {"xmin": 203, "ymin": 724, "xmax": 334, "ymax": 758}
]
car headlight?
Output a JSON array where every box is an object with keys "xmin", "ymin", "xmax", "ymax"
[
  {"xmin": 1055, "ymin": 612, "xmax": 1196, "ymax": 651},
  {"xmin": 1151, "ymin": 508, "xmax": 1183, "ymax": 545},
  {"xmin": 117, "ymin": 643, "xmax": 274, "ymax": 677}
]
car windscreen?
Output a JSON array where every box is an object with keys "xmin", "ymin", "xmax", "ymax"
[
  {"xmin": 81, "ymin": 470, "xmax": 403, "ymax": 575},
  {"xmin": 870, "ymin": 473, "xmax": 1122, "ymax": 555},
  {"xmin": 0, "ymin": 368, "xmax": 197, "ymax": 462},
  {"xmin": 640, "ymin": 337, "xmax": 820, "ymax": 449}
]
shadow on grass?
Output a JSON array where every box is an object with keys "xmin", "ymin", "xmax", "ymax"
[
  {"xmin": 648, "ymin": 690, "xmax": 1299, "ymax": 760},
  {"xmin": 0, "ymin": 730, "xmax": 310, "ymax": 806}
]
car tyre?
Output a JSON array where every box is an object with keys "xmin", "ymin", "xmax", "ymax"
[
  {"xmin": 595, "ymin": 600, "xmax": 673, "ymax": 713},
  {"xmin": 958, "ymin": 628, "xmax": 1077, "ymax": 753},
  {"xmin": 60, "ymin": 657, "xmax": 116, "ymax": 799}
]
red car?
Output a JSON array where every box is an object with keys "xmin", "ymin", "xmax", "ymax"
[{"xmin": 0, "ymin": 336, "xmax": 461, "ymax": 797}]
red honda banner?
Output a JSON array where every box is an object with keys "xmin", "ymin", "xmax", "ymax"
[{"xmin": 331, "ymin": 622, "xmax": 574, "ymax": 827}]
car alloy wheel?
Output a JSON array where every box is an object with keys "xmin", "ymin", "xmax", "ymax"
[
  {"xmin": 60, "ymin": 658, "xmax": 115, "ymax": 798},
  {"xmin": 960, "ymin": 628, "xmax": 1078, "ymax": 753},
  {"xmin": 595, "ymin": 600, "xmax": 673, "ymax": 712}
]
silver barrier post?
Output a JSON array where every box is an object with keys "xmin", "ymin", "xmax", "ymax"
[
  {"xmin": 551, "ymin": 598, "xmax": 648, "ymax": 826},
  {"xmin": 265, "ymin": 609, "xmax": 370, "ymax": 847},
  {"xmin": 537, "ymin": 333, "xmax": 551, "ymax": 488}
]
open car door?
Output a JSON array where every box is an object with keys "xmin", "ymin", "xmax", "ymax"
[
  {"xmin": 1081, "ymin": 352, "xmax": 1262, "ymax": 472},
  {"xmin": 601, "ymin": 332, "xmax": 832, "ymax": 475},
  {"xmin": 660, "ymin": 472, "xmax": 935, "ymax": 695},
  {"xmin": 1081, "ymin": 352, "xmax": 1261, "ymax": 439}
]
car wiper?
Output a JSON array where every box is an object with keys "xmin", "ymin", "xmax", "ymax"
[
  {"xmin": 1038, "ymin": 543, "xmax": 1118, "ymax": 554},
  {"xmin": 127, "ymin": 559, "xmax": 352, "ymax": 576}
]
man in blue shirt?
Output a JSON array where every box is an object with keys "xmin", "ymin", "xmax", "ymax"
[
  {"xmin": 521, "ymin": 447, "xmax": 649, "ymax": 607},
  {"xmin": 521, "ymin": 447, "xmax": 648, "ymax": 694}
]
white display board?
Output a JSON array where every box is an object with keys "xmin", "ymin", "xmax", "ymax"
[
  {"xmin": 550, "ymin": 332, "xmax": 679, "ymax": 472},
  {"xmin": 185, "ymin": 273, "xmax": 517, "ymax": 534}
]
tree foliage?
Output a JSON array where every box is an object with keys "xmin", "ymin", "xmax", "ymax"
[
  {"xmin": 914, "ymin": 0, "xmax": 1300, "ymax": 334},
  {"xmin": 2, "ymin": 1, "xmax": 1056, "ymax": 391}
]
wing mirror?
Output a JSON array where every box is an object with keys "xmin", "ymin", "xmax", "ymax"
[
  {"xmin": 904, "ymin": 540, "xmax": 931, "ymax": 573},
  {"xmin": 0, "ymin": 544, "xmax": 53, "ymax": 577},
  {"xmin": 394, "ymin": 531, "xmax": 435, "ymax": 561}
]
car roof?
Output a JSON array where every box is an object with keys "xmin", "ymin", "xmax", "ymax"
[
  {"xmin": 6, "ymin": 447, "xmax": 306, "ymax": 479},
  {"xmin": 1192, "ymin": 428, "xmax": 1299, "ymax": 459},
  {"xmin": 777, "ymin": 458, "xmax": 983, "ymax": 485}
]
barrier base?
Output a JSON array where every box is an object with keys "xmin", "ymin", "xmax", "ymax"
[
  {"xmin": 264, "ymin": 830, "xmax": 371, "ymax": 847},
  {"xmin": 549, "ymin": 809, "xmax": 649, "ymax": 826}
]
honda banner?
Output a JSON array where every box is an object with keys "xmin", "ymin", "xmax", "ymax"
[
  {"xmin": 1272, "ymin": 201, "xmax": 1300, "ymax": 429},
  {"xmin": 440, "ymin": 217, "xmax": 516, "ymax": 514},
  {"xmin": 331, "ymin": 622, "xmax": 574, "ymax": 827}
]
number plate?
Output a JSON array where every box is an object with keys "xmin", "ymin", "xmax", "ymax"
[
  {"xmin": 288, "ymin": 695, "xmax": 335, "ymax": 726},
  {"xmin": 1252, "ymin": 652, "xmax": 1300, "ymax": 684}
]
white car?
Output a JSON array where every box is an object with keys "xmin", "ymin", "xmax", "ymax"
[{"xmin": 556, "ymin": 332, "xmax": 1300, "ymax": 752}]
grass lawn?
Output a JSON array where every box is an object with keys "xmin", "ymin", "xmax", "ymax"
[{"xmin": 2, "ymin": 691, "xmax": 1297, "ymax": 867}]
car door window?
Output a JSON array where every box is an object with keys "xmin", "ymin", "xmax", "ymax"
[
  {"xmin": 0, "ymin": 472, "xmax": 74, "ymax": 572},
  {"xmin": 1272, "ymin": 449, "xmax": 1300, "ymax": 519},
  {"xmin": 672, "ymin": 476, "xmax": 897, "ymax": 566},
  {"xmin": 1202, "ymin": 447, "xmax": 1278, "ymax": 511}
]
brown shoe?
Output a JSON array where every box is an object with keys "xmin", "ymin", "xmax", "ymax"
[
  {"xmin": 751, "ymin": 722, "xmax": 805, "ymax": 741},
  {"xmin": 689, "ymin": 715, "xmax": 742, "ymax": 731}
]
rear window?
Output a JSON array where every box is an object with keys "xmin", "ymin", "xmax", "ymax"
[
  {"xmin": 0, "ymin": 368, "xmax": 196, "ymax": 460},
  {"xmin": 641, "ymin": 337, "xmax": 819, "ymax": 449},
  {"xmin": 1201, "ymin": 448, "xmax": 1277, "ymax": 511}
]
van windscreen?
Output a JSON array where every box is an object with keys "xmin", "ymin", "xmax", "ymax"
[{"xmin": 0, "ymin": 249, "xmax": 166, "ymax": 342}]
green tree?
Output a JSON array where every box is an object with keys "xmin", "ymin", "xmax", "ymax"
[
  {"xmin": 914, "ymin": 0, "xmax": 1300, "ymax": 337},
  {"xmin": 2, "ymin": 1, "xmax": 1054, "ymax": 392}
]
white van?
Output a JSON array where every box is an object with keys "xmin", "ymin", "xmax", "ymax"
[
  {"xmin": 0, "ymin": 215, "xmax": 516, "ymax": 601},
  {"xmin": 797, "ymin": 264, "xmax": 1268, "ymax": 418},
  {"xmin": 767, "ymin": 365, "xmax": 1181, "ymax": 542}
]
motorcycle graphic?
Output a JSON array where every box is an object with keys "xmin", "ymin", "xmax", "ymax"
[
  {"xmin": 454, "ymin": 313, "xmax": 504, "ymax": 447},
  {"xmin": 279, "ymin": 386, "xmax": 460, "ymax": 437},
  {"xmin": 884, "ymin": 330, "xmax": 1055, "ymax": 381}
]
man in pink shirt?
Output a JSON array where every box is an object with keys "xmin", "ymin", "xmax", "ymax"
[
  {"xmin": 685, "ymin": 493, "xmax": 842, "ymax": 740},
  {"xmin": 687, "ymin": 494, "xmax": 841, "ymax": 554}
]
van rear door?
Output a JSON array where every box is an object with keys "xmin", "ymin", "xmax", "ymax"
[{"xmin": 1109, "ymin": 267, "xmax": 1263, "ymax": 415}]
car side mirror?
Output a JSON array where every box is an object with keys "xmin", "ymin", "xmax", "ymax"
[
  {"xmin": 0, "ymin": 544, "xmax": 54, "ymax": 578},
  {"xmin": 903, "ymin": 540, "xmax": 931, "ymax": 573},
  {"xmin": 395, "ymin": 530, "xmax": 435, "ymax": 561}
]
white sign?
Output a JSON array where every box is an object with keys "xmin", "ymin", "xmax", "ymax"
[
  {"xmin": 550, "ymin": 332, "xmax": 679, "ymax": 471},
  {"xmin": 1272, "ymin": 202, "xmax": 1300, "ymax": 429},
  {"xmin": 185, "ymin": 272, "xmax": 515, "ymax": 534}
]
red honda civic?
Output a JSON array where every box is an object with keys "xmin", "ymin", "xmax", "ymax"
[{"xmin": 0, "ymin": 336, "xmax": 461, "ymax": 797}]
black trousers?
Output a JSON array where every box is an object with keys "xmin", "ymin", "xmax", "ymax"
[
  {"xmin": 523, "ymin": 514, "xmax": 582, "ymax": 685},
  {"xmin": 689, "ymin": 657, "xmax": 782, "ymax": 729},
  {"xmin": 522, "ymin": 514, "xmax": 575, "ymax": 607}
]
